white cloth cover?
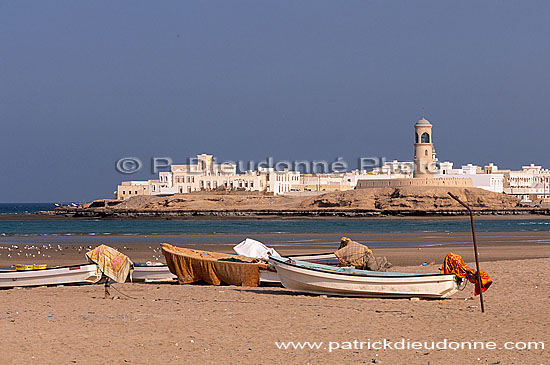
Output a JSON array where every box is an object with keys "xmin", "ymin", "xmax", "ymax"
[{"xmin": 233, "ymin": 238, "xmax": 280, "ymax": 260}]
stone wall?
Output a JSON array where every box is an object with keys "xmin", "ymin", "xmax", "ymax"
[{"xmin": 355, "ymin": 177, "xmax": 473, "ymax": 189}]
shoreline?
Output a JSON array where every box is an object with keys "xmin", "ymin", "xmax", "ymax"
[
  {"xmin": 2, "ymin": 211, "xmax": 550, "ymax": 221},
  {"xmin": 2, "ymin": 231, "xmax": 549, "ymax": 267}
]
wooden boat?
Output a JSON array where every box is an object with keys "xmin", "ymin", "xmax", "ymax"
[
  {"xmin": 131, "ymin": 262, "xmax": 177, "ymax": 282},
  {"xmin": 130, "ymin": 253, "xmax": 335, "ymax": 285},
  {"xmin": 130, "ymin": 261, "xmax": 280, "ymax": 284},
  {"xmin": 269, "ymin": 256, "xmax": 460, "ymax": 298},
  {"xmin": 0, "ymin": 264, "xmax": 101, "ymax": 288},
  {"xmin": 162, "ymin": 243, "xmax": 271, "ymax": 287}
]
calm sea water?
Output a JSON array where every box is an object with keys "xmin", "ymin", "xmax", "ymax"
[
  {"xmin": 0, "ymin": 203, "xmax": 549, "ymax": 246},
  {"xmin": 0, "ymin": 217, "xmax": 549, "ymax": 236},
  {"xmin": 0, "ymin": 203, "xmax": 60, "ymax": 215}
]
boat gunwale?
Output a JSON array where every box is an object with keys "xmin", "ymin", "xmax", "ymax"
[
  {"xmin": 0, "ymin": 263, "xmax": 97, "ymax": 273},
  {"xmin": 270, "ymin": 256, "xmax": 455, "ymax": 279}
]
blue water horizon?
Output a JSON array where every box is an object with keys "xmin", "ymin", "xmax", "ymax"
[
  {"xmin": 0, "ymin": 203, "xmax": 74, "ymax": 215},
  {"xmin": 1, "ymin": 217, "xmax": 549, "ymax": 237},
  {"xmin": 1, "ymin": 203, "xmax": 549, "ymax": 244}
]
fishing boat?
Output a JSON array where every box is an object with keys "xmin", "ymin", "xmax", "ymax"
[
  {"xmin": 269, "ymin": 256, "xmax": 461, "ymax": 298},
  {"xmin": 131, "ymin": 260, "xmax": 279, "ymax": 284},
  {"xmin": 161, "ymin": 241, "xmax": 341, "ymax": 286},
  {"xmin": 162, "ymin": 243, "xmax": 271, "ymax": 287},
  {"xmin": 260, "ymin": 253, "xmax": 337, "ymax": 284},
  {"xmin": 131, "ymin": 262, "xmax": 177, "ymax": 282},
  {"xmin": 0, "ymin": 264, "xmax": 101, "ymax": 288},
  {"xmin": 290, "ymin": 252, "xmax": 337, "ymax": 264},
  {"xmin": 233, "ymin": 238, "xmax": 337, "ymax": 264}
]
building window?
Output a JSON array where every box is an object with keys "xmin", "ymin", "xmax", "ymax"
[
  {"xmin": 421, "ymin": 132, "xmax": 430, "ymax": 143},
  {"xmin": 425, "ymin": 150, "xmax": 428, "ymax": 156}
]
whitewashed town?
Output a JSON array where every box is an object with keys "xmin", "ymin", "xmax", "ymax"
[{"xmin": 117, "ymin": 118, "xmax": 550, "ymax": 205}]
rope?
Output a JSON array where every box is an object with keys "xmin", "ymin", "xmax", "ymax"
[
  {"xmin": 109, "ymin": 282, "xmax": 138, "ymax": 300},
  {"xmin": 457, "ymin": 277, "xmax": 468, "ymax": 291},
  {"xmin": 96, "ymin": 266, "xmax": 138, "ymax": 300}
]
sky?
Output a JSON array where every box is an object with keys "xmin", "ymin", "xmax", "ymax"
[{"xmin": 1, "ymin": 1, "xmax": 549, "ymax": 202}]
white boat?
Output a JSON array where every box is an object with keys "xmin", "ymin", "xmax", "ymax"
[
  {"xmin": 0, "ymin": 264, "xmax": 101, "ymax": 288},
  {"xmin": 260, "ymin": 253, "xmax": 337, "ymax": 285},
  {"xmin": 290, "ymin": 252, "xmax": 337, "ymax": 263},
  {"xmin": 269, "ymin": 256, "xmax": 460, "ymax": 298},
  {"xmin": 259, "ymin": 267, "xmax": 279, "ymax": 284},
  {"xmin": 132, "ymin": 263, "xmax": 177, "ymax": 282},
  {"xmin": 232, "ymin": 238, "xmax": 337, "ymax": 285}
]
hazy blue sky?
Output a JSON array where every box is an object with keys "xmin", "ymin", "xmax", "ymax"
[{"xmin": 1, "ymin": 1, "xmax": 549, "ymax": 202}]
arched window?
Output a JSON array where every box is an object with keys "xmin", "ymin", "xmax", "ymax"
[
  {"xmin": 424, "ymin": 150, "xmax": 428, "ymax": 156},
  {"xmin": 415, "ymin": 133, "xmax": 419, "ymax": 143},
  {"xmin": 421, "ymin": 132, "xmax": 430, "ymax": 143}
]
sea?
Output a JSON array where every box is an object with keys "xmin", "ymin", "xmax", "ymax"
[
  {"xmin": 0, "ymin": 203, "xmax": 59, "ymax": 215},
  {"xmin": 1, "ymin": 203, "xmax": 549, "ymax": 247}
]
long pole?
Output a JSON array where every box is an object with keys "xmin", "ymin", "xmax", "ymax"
[
  {"xmin": 104, "ymin": 278, "xmax": 110, "ymax": 299},
  {"xmin": 447, "ymin": 192, "xmax": 485, "ymax": 313}
]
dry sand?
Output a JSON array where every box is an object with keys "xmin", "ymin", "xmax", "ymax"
[{"xmin": 1, "ymin": 235, "xmax": 549, "ymax": 364}]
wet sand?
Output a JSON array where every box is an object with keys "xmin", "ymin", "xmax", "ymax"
[{"xmin": 1, "ymin": 231, "xmax": 550, "ymax": 267}]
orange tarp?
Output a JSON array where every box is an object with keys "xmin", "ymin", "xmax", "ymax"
[
  {"xmin": 161, "ymin": 243, "xmax": 267, "ymax": 287},
  {"xmin": 440, "ymin": 252, "xmax": 492, "ymax": 296}
]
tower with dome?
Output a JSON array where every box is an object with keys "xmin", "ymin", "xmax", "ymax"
[{"xmin": 413, "ymin": 117, "xmax": 437, "ymax": 178}]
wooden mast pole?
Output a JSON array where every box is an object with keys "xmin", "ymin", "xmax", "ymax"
[{"xmin": 448, "ymin": 192, "xmax": 485, "ymax": 313}]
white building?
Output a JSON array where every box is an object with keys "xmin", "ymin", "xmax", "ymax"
[
  {"xmin": 116, "ymin": 154, "xmax": 300, "ymax": 199},
  {"xmin": 501, "ymin": 163, "xmax": 550, "ymax": 202},
  {"xmin": 260, "ymin": 167, "xmax": 300, "ymax": 195},
  {"xmin": 371, "ymin": 160, "xmax": 414, "ymax": 178},
  {"xmin": 436, "ymin": 162, "xmax": 504, "ymax": 193}
]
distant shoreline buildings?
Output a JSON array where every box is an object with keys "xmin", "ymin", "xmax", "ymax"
[{"xmin": 116, "ymin": 118, "xmax": 550, "ymax": 204}]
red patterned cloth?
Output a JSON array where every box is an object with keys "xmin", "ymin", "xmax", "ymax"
[{"xmin": 440, "ymin": 252, "xmax": 492, "ymax": 296}]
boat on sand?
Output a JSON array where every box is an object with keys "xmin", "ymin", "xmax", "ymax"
[
  {"xmin": 269, "ymin": 256, "xmax": 461, "ymax": 299},
  {"xmin": 162, "ymin": 243, "xmax": 270, "ymax": 287},
  {"xmin": 131, "ymin": 262, "xmax": 178, "ymax": 282},
  {"xmin": 0, "ymin": 264, "xmax": 101, "ymax": 288}
]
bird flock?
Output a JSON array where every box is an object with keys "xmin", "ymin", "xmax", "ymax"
[{"xmin": 0, "ymin": 244, "xmax": 163, "ymax": 262}]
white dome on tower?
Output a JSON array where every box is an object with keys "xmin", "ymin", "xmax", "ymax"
[{"xmin": 415, "ymin": 117, "xmax": 432, "ymax": 126}]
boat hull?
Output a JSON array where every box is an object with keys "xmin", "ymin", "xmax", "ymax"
[
  {"xmin": 270, "ymin": 258, "xmax": 459, "ymax": 298},
  {"xmin": 259, "ymin": 268, "xmax": 280, "ymax": 284},
  {"xmin": 0, "ymin": 264, "xmax": 101, "ymax": 288},
  {"xmin": 132, "ymin": 265, "xmax": 177, "ymax": 282}
]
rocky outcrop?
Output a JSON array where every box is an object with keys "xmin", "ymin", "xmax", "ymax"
[
  {"xmin": 300, "ymin": 187, "xmax": 520, "ymax": 211},
  {"xmin": 40, "ymin": 187, "xmax": 537, "ymax": 218}
]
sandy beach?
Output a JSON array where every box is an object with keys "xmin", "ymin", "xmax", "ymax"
[
  {"xmin": 0, "ymin": 257, "xmax": 548, "ymax": 363},
  {"xmin": 0, "ymin": 232, "xmax": 549, "ymax": 363}
]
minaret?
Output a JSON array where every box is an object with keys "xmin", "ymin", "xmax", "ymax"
[{"xmin": 413, "ymin": 117, "xmax": 435, "ymax": 178}]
